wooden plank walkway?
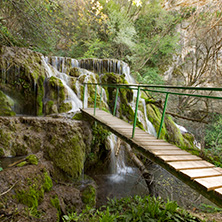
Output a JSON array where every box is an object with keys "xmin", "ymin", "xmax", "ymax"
[{"xmin": 82, "ymin": 108, "xmax": 222, "ymax": 207}]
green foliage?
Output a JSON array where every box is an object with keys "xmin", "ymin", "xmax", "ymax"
[
  {"xmin": 51, "ymin": 195, "xmax": 61, "ymax": 220},
  {"xmin": 0, "ymin": 0, "xmax": 59, "ymax": 53},
  {"xmin": 1, "ymin": 0, "xmax": 180, "ymax": 85},
  {"xmin": 91, "ymin": 123, "xmax": 110, "ymax": 147},
  {"xmin": 205, "ymin": 113, "xmax": 222, "ymax": 149},
  {"xmin": 62, "ymin": 195, "xmax": 201, "ymax": 222},
  {"xmin": 134, "ymin": 67, "xmax": 164, "ymax": 85},
  {"xmin": 81, "ymin": 185, "xmax": 96, "ymax": 208},
  {"xmin": 201, "ymin": 113, "xmax": 222, "ymax": 167},
  {"xmin": 199, "ymin": 204, "xmax": 222, "ymax": 213},
  {"xmin": 43, "ymin": 172, "xmax": 53, "ymax": 192}
]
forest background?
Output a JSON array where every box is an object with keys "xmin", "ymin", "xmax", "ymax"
[{"xmin": 1, "ymin": 0, "xmax": 222, "ymax": 167}]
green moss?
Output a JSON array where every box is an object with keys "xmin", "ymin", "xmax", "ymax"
[
  {"xmin": 183, "ymin": 132, "xmax": 195, "ymax": 145},
  {"xmin": 17, "ymin": 161, "xmax": 27, "ymax": 167},
  {"xmin": 81, "ymin": 185, "xmax": 96, "ymax": 208},
  {"xmin": 0, "ymin": 90, "xmax": 16, "ymax": 116},
  {"xmin": 16, "ymin": 184, "xmax": 44, "ymax": 213},
  {"xmin": 165, "ymin": 116, "xmax": 194, "ymax": 149},
  {"xmin": 147, "ymin": 104, "xmax": 166, "ymax": 139},
  {"xmin": 26, "ymin": 154, "xmax": 38, "ymax": 165},
  {"xmin": 48, "ymin": 76, "xmax": 65, "ymax": 101},
  {"xmin": 11, "ymin": 143, "xmax": 28, "ymax": 156},
  {"xmin": 15, "ymin": 169, "xmax": 53, "ymax": 215},
  {"xmin": 69, "ymin": 67, "xmax": 81, "ymax": 77},
  {"xmin": 43, "ymin": 172, "xmax": 53, "ymax": 192},
  {"xmin": 51, "ymin": 195, "xmax": 61, "ymax": 221},
  {"xmin": 165, "ymin": 116, "xmax": 185, "ymax": 147},
  {"xmin": 58, "ymin": 102, "xmax": 72, "ymax": 113},
  {"xmin": 45, "ymin": 100, "xmax": 57, "ymax": 115},
  {"xmin": 91, "ymin": 124, "xmax": 110, "ymax": 147},
  {"xmin": 0, "ymin": 148, "xmax": 4, "ymax": 157},
  {"xmin": 72, "ymin": 112, "xmax": 83, "ymax": 120},
  {"xmin": 36, "ymin": 76, "xmax": 44, "ymax": 116},
  {"xmin": 47, "ymin": 134, "xmax": 86, "ymax": 178},
  {"xmin": 0, "ymin": 130, "xmax": 11, "ymax": 153}
]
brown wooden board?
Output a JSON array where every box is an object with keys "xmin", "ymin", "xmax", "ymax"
[
  {"xmin": 180, "ymin": 168, "xmax": 222, "ymax": 179},
  {"xmin": 169, "ymin": 161, "xmax": 215, "ymax": 171},
  {"xmin": 150, "ymin": 150, "xmax": 190, "ymax": 156},
  {"xmin": 140, "ymin": 145, "xmax": 179, "ymax": 150},
  {"xmin": 215, "ymin": 187, "xmax": 222, "ymax": 196},
  {"xmin": 195, "ymin": 176, "xmax": 222, "ymax": 191},
  {"xmin": 136, "ymin": 142, "xmax": 173, "ymax": 146},
  {"xmin": 215, "ymin": 168, "xmax": 222, "ymax": 173},
  {"xmin": 159, "ymin": 155, "xmax": 202, "ymax": 162}
]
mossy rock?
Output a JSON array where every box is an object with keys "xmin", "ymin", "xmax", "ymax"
[
  {"xmin": 36, "ymin": 76, "xmax": 45, "ymax": 116},
  {"xmin": 0, "ymin": 148, "xmax": 4, "ymax": 157},
  {"xmin": 72, "ymin": 112, "xmax": 83, "ymax": 120},
  {"xmin": 0, "ymin": 90, "xmax": 16, "ymax": 116},
  {"xmin": 146, "ymin": 104, "xmax": 166, "ymax": 139},
  {"xmin": 100, "ymin": 72, "xmax": 133, "ymax": 114},
  {"xmin": 11, "ymin": 142, "xmax": 28, "ymax": 156},
  {"xmin": 17, "ymin": 161, "xmax": 27, "ymax": 167},
  {"xmin": 45, "ymin": 100, "xmax": 58, "ymax": 115},
  {"xmin": 183, "ymin": 132, "xmax": 195, "ymax": 145},
  {"xmin": 50, "ymin": 195, "xmax": 61, "ymax": 219},
  {"xmin": 0, "ymin": 46, "xmax": 47, "ymax": 116},
  {"xmin": 58, "ymin": 101, "xmax": 72, "ymax": 113},
  {"xmin": 26, "ymin": 154, "xmax": 38, "ymax": 165},
  {"xmin": 165, "ymin": 116, "xmax": 194, "ymax": 149},
  {"xmin": 69, "ymin": 67, "xmax": 81, "ymax": 77},
  {"xmin": 15, "ymin": 170, "xmax": 53, "ymax": 214},
  {"xmin": 48, "ymin": 76, "xmax": 66, "ymax": 101},
  {"xmin": 81, "ymin": 184, "xmax": 96, "ymax": 208},
  {"xmin": 47, "ymin": 134, "xmax": 86, "ymax": 179},
  {"xmin": 0, "ymin": 129, "xmax": 12, "ymax": 155}
]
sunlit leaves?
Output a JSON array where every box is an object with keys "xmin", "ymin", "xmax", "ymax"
[{"xmin": 132, "ymin": 0, "xmax": 142, "ymax": 7}]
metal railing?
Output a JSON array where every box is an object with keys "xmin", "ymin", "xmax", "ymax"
[{"xmin": 82, "ymin": 83, "xmax": 222, "ymax": 139}]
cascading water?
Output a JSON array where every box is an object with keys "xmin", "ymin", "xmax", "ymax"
[
  {"xmin": 42, "ymin": 57, "xmax": 82, "ymax": 113},
  {"xmin": 94, "ymin": 133, "xmax": 149, "ymax": 206},
  {"xmin": 108, "ymin": 134, "xmax": 134, "ymax": 182},
  {"xmin": 142, "ymin": 99, "xmax": 157, "ymax": 136},
  {"xmin": 121, "ymin": 63, "xmax": 157, "ymax": 136}
]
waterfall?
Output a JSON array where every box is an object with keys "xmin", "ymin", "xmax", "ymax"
[
  {"xmin": 108, "ymin": 134, "xmax": 134, "ymax": 182},
  {"xmin": 142, "ymin": 99, "xmax": 157, "ymax": 136},
  {"xmin": 42, "ymin": 57, "xmax": 82, "ymax": 113},
  {"xmin": 175, "ymin": 123, "xmax": 201, "ymax": 149},
  {"xmin": 121, "ymin": 64, "xmax": 157, "ymax": 136}
]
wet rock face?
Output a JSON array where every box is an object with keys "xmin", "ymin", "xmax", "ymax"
[
  {"xmin": 0, "ymin": 116, "xmax": 94, "ymax": 221},
  {"xmin": 0, "ymin": 46, "xmax": 46, "ymax": 115},
  {"xmin": 0, "ymin": 159, "xmax": 84, "ymax": 222},
  {"xmin": 0, "ymin": 90, "xmax": 15, "ymax": 116},
  {"xmin": 0, "ymin": 116, "xmax": 92, "ymax": 178}
]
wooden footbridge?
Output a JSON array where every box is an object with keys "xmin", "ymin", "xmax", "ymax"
[{"xmin": 81, "ymin": 83, "xmax": 222, "ymax": 207}]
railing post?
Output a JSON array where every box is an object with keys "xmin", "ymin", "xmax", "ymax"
[
  {"xmin": 113, "ymin": 87, "xmax": 119, "ymax": 116},
  {"xmin": 99, "ymin": 87, "xmax": 103, "ymax": 107},
  {"xmin": 157, "ymin": 93, "xmax": 169, "ymax": 139},
  {"xmin": 83, "ymin": 83, "xmax": 86, "ymax": 109},
  {"xmin": 132, "ymin": 86, "xmax": 141, "ymax": 138},
  {"xmin": 94, "ymin": 85, "xmax": 97, "ymax": 115}
]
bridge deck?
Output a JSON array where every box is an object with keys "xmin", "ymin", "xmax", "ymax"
[{"xmin": 82, "ymin": 108, "xmax": 222, "ymax": 207}]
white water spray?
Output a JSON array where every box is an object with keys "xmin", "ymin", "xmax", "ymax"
[
  {"xmin": 108, "ymin": 134, "xmax": 134, "ymax": 182},
  {"xmin": 42, "ymin": 57, "xmax": 82, "ymax": 112}
]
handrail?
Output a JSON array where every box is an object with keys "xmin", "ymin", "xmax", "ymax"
[{"xmin": 82, "ymin": 82, "xmax": 222, "ymax": 139}]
